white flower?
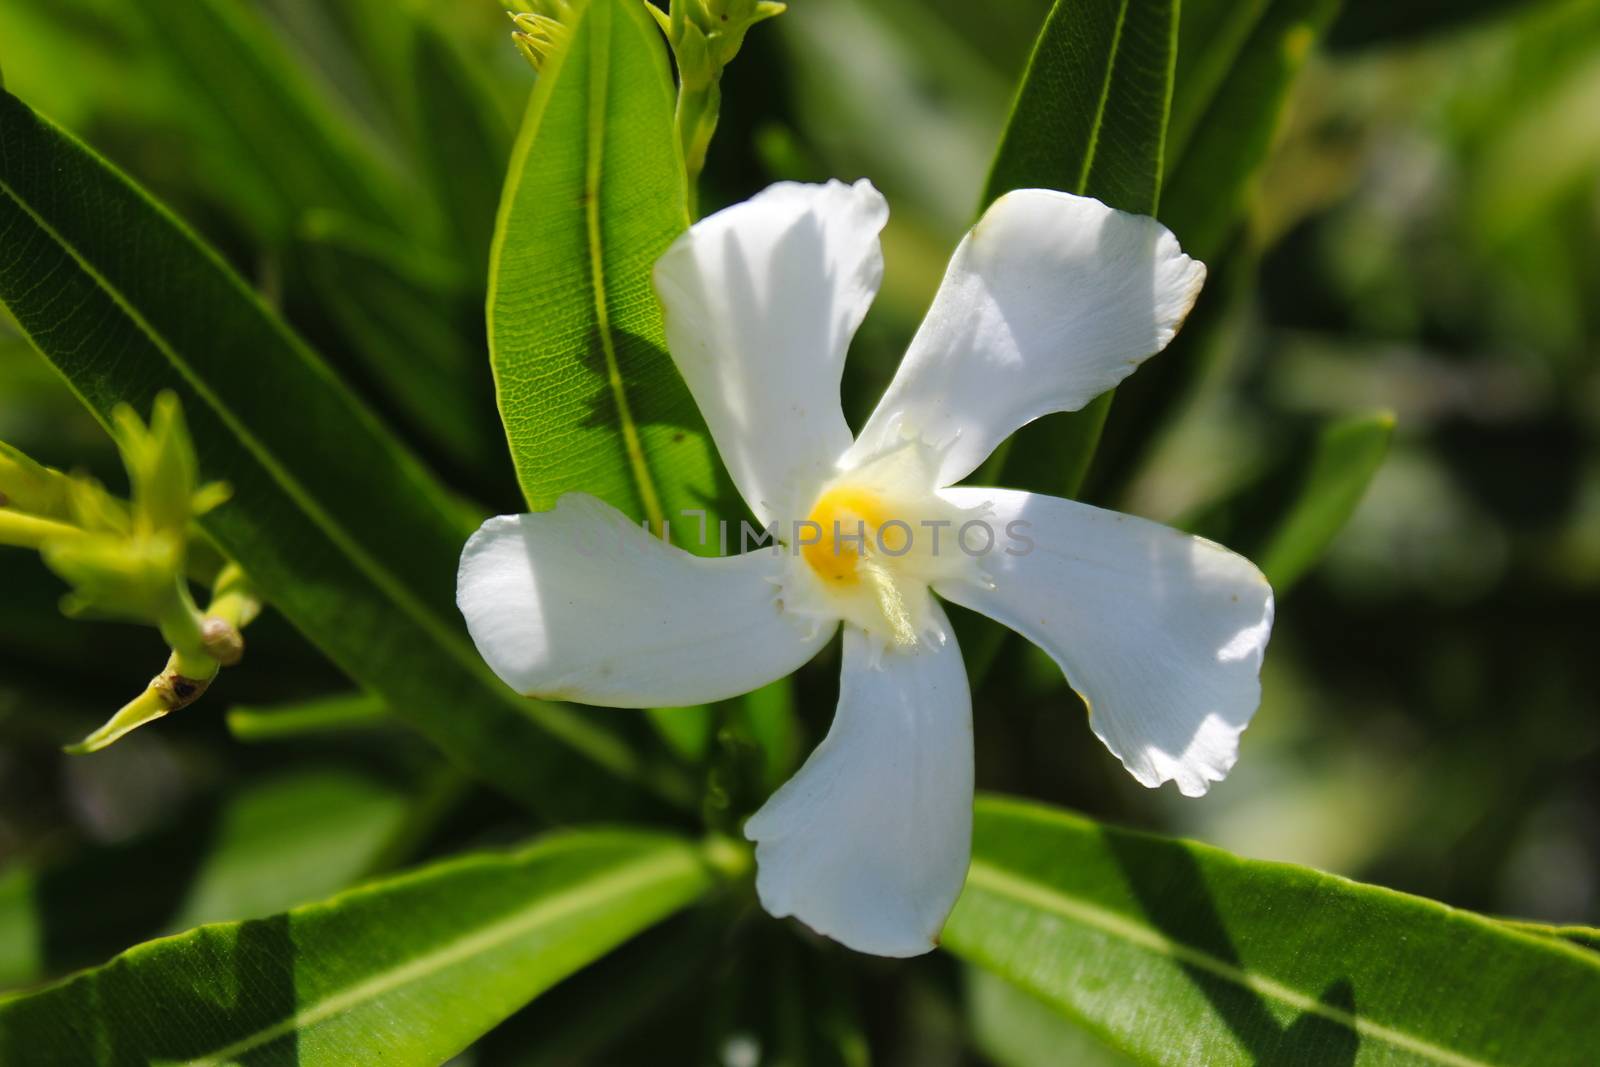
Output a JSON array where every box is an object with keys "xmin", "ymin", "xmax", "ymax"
[{"xmin": 457, "ymin": 180, "xmax": 1274, "ymax": 957}]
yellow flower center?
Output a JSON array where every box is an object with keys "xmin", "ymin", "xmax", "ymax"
[{"xmin": 800, "ymin": 487, "xmax": 909, "ymax": 584}]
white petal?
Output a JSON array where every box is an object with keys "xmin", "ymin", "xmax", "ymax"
[
  {"xmin": 654, "ymin": 179, "xmax": 888, "ymax": 524},
  {"xmin": 935, "ymin": 488, "xmax": 1273, "ymax": 797},
  {"xmin": 846, "ymin": 190, "xmax": 1205, "ymax": 485},
  {"xmin": 745, "ymin": 610, "xmax": 973, "ymax": 957},
  {"xmin": 457, "ymin": 495, "xmax": 833, "ymax": 707}
]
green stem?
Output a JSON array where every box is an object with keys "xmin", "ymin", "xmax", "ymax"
[{"xmin": 675, "ymin": 77, "xmax": 722, "ymax": 218}]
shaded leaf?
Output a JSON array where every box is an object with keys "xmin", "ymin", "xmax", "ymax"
[
  {"xmin": 0, "ymin": 831, "xmax": 718, "ymax": 1066},
  {"xmin": 1184, "ymin": 411, "xmax": 1394, "ymax": 592},
  {"xmin": 298, "ymin": 212, "xmax": 509, "ymax": 479},
  {"xmin": 966, "ymin": 966, "xmax": 1135, "ymax": 1067},
  {"xmin": 1162, "ymin": 0, "xmax": 1342, "ymax": 262},
  {"xmin": 978, "ymin": 0, "xmax": 1177, "ymax": 499},
  {"xmin": 225, "ymin": 692, "xmax": 393, "ymax": 743},
  {"xmin": 983, "ymin": 0, "xmax": 1177, "ymax": 217},
  {"xmin": 945, "ymin": 795, "xmax": 1600, "ymax": 1067},
  {"xmin": 0, "ymin": 90, "xmax": 677, "ymax": 817},
  {"xmin": 1254, "ymin": 412, "xmax": 1394, "ymax": 589},
  {"xmin": 488, "ymin": 0, "xmax": 727, "ymax": 545},
  {"xmin": 125, "ymin": 0, "xmax": 416, "ymax": 243},
  {"xmin": 0, "ymin": 771, "xmax": 410, "ymax": 991}
]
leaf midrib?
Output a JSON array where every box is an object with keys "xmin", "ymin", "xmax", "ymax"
[
  {"xmin": 1073, "ymin": 0, "xmax": 1132, "ymax": 197},
  {"xmin": 582, "ymin": 0, "xmax": 667, "ymax": 534},
  {"xmin": 963, "ymin": 859, "xmax": 1495, "ymax": 1067},
  {"xmin": 177, "ymin": 844, "xmax": 704, "ymax": 1065}
]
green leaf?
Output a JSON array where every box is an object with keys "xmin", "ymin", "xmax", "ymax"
[
  {"xmin": 1182, "ymin": 411, "xmax": 1394, "ymax": 592},
  {"xmin": 983, "ymin": 0, "xmax": 1178, "ymax": 217},
  {"xmin": 298, "ymin": 212, "xmax": 510, "ymax": 479},
  {"xmin": 0, "ymin": 831, "xmax": 720, "ymax": 1066},
  {"xmin": 966, "ymin": 966, "xmax": 1135, "ymax": 1067},
  {"xmin": 1254, "ymin": 412, "xmax": 1394, "ymax": 590},
  {"xmin": 0, "ymin": 771, "xmax": 410, "ymax": 991},
  {"xmin": 1497, "ymin": 921, "xmax": 1600, "ymax": 955},
  {"xmin": 225, "ymin": 692, "xmax": 393, "ymax": 743},
  {"xmin": 977, "ymin": 0, "xmax": 1177, "ymax": 499},
  {"xmin": 1162, "ymin": 0, "xmax": 1342, "ymax": 262},
  {"xmin": 944, "ymin": 795, "xmax": 1600, "ymax": 1067},
  {"xmin": 124, "ymin": 0, "xmax": 416, "ymax": 243},
  {"xmin": 0, "ymin": 89, "xmax": 678, "ymax": 817},
  {"xmin": 410, "ymin": 18, "xmax": 515, "ymax": 272},
  {"xmin": 1059, "ymin": 0, "xmax": 1342, "ymax": 509},
  {"xmin": 488, "ymin": 0, "xmax": 725, "ymax": 543}
]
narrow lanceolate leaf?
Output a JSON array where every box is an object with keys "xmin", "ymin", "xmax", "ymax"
[
  {"xmin": 0, "ymin": 90, "xmax": 673, "ymax": 818},
  {"xmin": 1065, "ymin": 0, "xmax": 1343, "ymax": 506},
  {"xmin": 1161, "ymin": 0, "xmax": 1343, "ymax": 261},
  {"xmin": 129, "ymin": 0, "xmax": 417, "ymax": 243},
  {"xmin": 983, "ymin": 0, "xmax": 1177, "ymax": 217},
  {"xmin": 0, "ymin": 771, "xmax": 410, "ymax": 991},
  {"xmin": 944, "ymin": 796, "xmax": 1600, "ymax": 1067},
  {"xmin": 299, "ymin": 212, "xmax": 509, "ymax": 479},
  {"xmin": 1182, "ymin": 411, "xmax": 1395, "ymax": 593},
  {"xmin": 1255, "ymin": 411, "xmax": 1394, "ymax": 590},
  {"xmin": 489, "ymin": 0, "xmax": 725, "ymax": 545},
  {"xmin": 0, "ymin": 832, "xmax": 718, "ymax": 1066},
  {"xmin": 979, "ymin": 0, "xmax": 1177, "ymax": 501}
]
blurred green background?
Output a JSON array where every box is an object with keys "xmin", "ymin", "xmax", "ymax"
[{"xmin": 1, "ymin": 0, "xmax": 1597, "ymax": 1062}]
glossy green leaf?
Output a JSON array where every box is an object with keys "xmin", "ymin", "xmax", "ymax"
[
  {"xmin": 488, "ymin": 0, "xmax": 726, "ymax": 543},
  {"xmin": 944, "ymin": 795, "xmax": 1600, "ymax": 1067},
  {"xmin": 0, "ymin": 89, "xmax": 677, "ymax": 817},
  {"xmin": 964, "ymin": 0, "xmax": 1178, "ymax": 683},
  {"xmin": 0, "ymin": 831, "xmax": 719, "ymax": 1066},
  {"xmin": 0, "ymin": 771, "xmax": 410, "ymax": 991}
]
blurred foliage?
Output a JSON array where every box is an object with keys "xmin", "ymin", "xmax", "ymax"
[{"xmin": 0, "ymin": 0, "xmax": 1597, "ymax": 1062}]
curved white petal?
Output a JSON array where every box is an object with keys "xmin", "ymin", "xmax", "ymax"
[
  {"xmin": 846, "ymin": 190, "xmax": 1205, "ymax": 485},
  {"xmin": 745, "ymin": 610, "xmax": 973, "ymax": 957},
  {"xmin": 654, "ymin": 179, "xmax": 888, "ymax": 524},
  {"xmin": 935, "ymin": 488, "xmax": 1272, "ymax": 797},
  {"xmin": 457, "ymin": 494, "xmax": 834, "ymax": 708}
]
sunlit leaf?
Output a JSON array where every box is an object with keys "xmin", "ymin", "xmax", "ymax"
[
  {"xmin": 0, "ymin": 831, "xmax": 720, "ymax": 1066},
  {"xmin": 944, "ymin": 795, "xmax": 1600, "ymax": 1066},
  {"xmin": 488, "ymin": 0, "xmax": 728, "ymax": 546}
]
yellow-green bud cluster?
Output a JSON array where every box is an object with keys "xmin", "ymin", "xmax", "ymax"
[
  {"xmin": 0, "ymin": 392, "xmax": 226, "ymax": 623},
  {"xmin": 508, "ymin": 2, "xmax": 577, "ymax": 72},
  {"xmin": 647, "ymin": 0, "xmax": 786, "ymax": 91}
]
